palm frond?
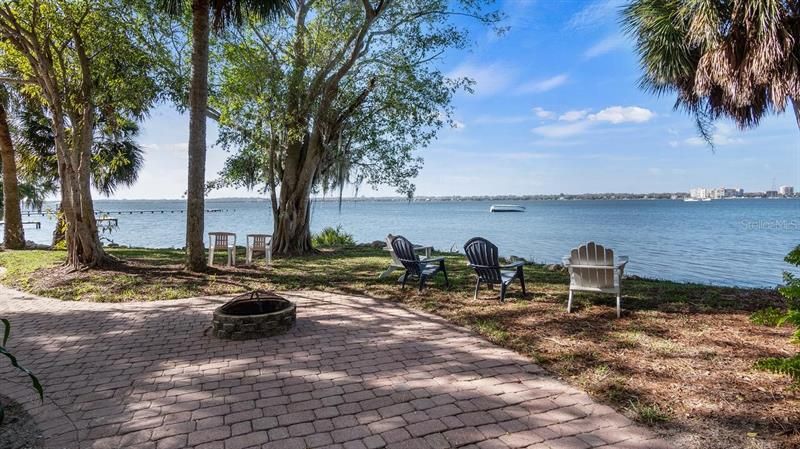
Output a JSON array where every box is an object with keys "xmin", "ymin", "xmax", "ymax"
[
  {"xmin": 210, "ymin": 0, "xmax": 290, "ymax": 29},
  {"xmin": 91, "ymin": 120, "xmax": 145, "ymax": 196},
  {"xmin": 621, "ymin": 0, "xmax": 800, "ymax": 141},
  {"xmin": 158, "ymin": 0, "xmax": 292, "ymax": 30}
]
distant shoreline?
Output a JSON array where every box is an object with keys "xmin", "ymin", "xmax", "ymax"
[{"xmin": 86, "ymin": 194, "xmax": 799, "ymax": 202}]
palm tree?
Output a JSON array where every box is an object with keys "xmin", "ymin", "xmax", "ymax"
[
  {"xmin": 621, "ymin": 0, "xmax": 800, "ymax": 140},
  {"xmin": 159, "ymin": 0, "xmax": 288, "ymax": 272},
  {"xmin": 0, "ymin": 86, "xmax": 24, "ymax": 249},
  {"xmin": 11, "ymin": 103, "xmax": 146, "ymax": 245},
  {"xmin": 91, "ymin": 118, "xmax": 146, "ymax": 196}
]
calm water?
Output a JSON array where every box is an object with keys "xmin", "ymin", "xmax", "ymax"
[{"xmin": 18, "ymin": 198, "xmax": 800, "ymax": 288}]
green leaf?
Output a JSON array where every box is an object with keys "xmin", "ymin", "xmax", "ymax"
[
  {"xmin": 1, "ymin": 318, "xmax": 9, "ymax": 346},
  {"xmin": 755, "ymin": 355, "xmax": 800, "ymax": 384},
  {"xmin": 0, "ymin": 347, "xmax": 44, "ymax": 401}
]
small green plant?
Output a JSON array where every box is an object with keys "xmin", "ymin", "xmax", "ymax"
[
  {"xmin": 0, "ymin": 319, "xmax": 44, "ymax": 424},
  {"xmin": 749, "ymin": 307, "xmax": 785, "ymax": 326},
  {"xmin": 754, "ymin": 355, "xmax": 800, "ymax": 384},
  {"xmin": 626, "ymin": 399, "xmax": 672, "ymax": 425},
  {"xmin": 473, "ymin": 319, "xmax": 509, "ymax": 343},
  {"xmin": 312, "ymin": 226, "xmax": 355, "ymax": 247},
  {"xmin": 755, "ymin": 245, "xmax": 800, "ymax": 382}
]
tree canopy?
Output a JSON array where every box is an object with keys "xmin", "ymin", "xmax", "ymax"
[
  {"xmin": 209, "ymin": 0, "xmax": 500, "ymax": 253},
  {"xmin": 622, "ymin": 0, "xmax": 800, "ymax": 140},
  {"xmin": 0, "ymin": 0, "xmax": 172, "ymax": 266}
]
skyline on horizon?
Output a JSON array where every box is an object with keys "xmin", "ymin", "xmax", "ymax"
[{"xmin": 117, "ymin": 0, "xmax": 799, "ymax": 201}]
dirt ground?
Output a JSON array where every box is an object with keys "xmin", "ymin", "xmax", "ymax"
[
  {"xmin": 2, "ymin": 247, "xmax": 798, "ymax": 448},
  {"xmin": 0, "ymin": 395, "xmax": 44, "ymax": 449}
]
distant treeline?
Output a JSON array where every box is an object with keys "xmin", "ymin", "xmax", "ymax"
[
  {"xmin": 311, "ymin": 192, "xmax": 799, "ymax": 202},
  {"xmin": 316, "ymin": 193, "xmax": 689, "ymax": 202}
]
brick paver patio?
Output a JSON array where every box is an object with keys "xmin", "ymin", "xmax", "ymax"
[{"xmin": 0, "ymin": 286, "xmax": 672, "ymax": 449}]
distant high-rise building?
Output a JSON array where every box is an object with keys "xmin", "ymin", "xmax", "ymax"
[
  {"xmin": 690, "ymin": 187, "xmax": 746, "ymax": 199},
  {"xmin": 779, "ymin": 185, "xmax": 794, "ymax": 196},
  {"xmin": 689, "ymin": 187, "xmax": 709, "ymax": 199}
]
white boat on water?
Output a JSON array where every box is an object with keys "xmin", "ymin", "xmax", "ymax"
[
  {"xmin": 684, "ymin": 198, "xmax": 712, "ymax": 202},
  {"xmin": 490, "ymin": 204, "xmax": 526, "ymax": 213}
]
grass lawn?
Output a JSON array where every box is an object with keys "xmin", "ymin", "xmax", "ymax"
[{"xmin": 0, "ymin": 246, "xmax": 798, "ymax": 448}]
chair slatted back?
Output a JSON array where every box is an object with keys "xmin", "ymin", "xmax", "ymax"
[
  {"xmin": 464, "ymin": 237, "xmax": 503, "ymax": 284},
  {"xmin": 390, "ymin": 235, "xmax": 421, "ymax": 275},
  {"xmin": 212, "ymin": 233, "xmax": 231, "ymax": 249},
  {"xmin": 251, "ymin": 235, "xmax": 271, "ymax": 250},
  {"xmin": 569, "ymin": 241, "xmax": 614, "ymax": 289}
]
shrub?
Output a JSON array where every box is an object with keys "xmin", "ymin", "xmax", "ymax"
[
  {"xmin": 755, "ymin": 245, "xmax": 800, "ymax": 382},
  {"xmin": 750, "ymin": 307, "xmax": 785, "ymax": 326},
  {"xmin": 312, "ymin": 226, "xmax": 355, "ymax": 247},
  {"xmin": 754, "ymin": 355, "xmax": 800, "ymax": 384},
  {"xmin": 0, "ymin": 319, "xmax": 43, "ymax": 424}
]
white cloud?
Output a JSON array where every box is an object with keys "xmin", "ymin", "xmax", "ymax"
[
  {"xmin": 588, "ymin": 106, "xmax": 655, "ymax": 124},
  {"xmin": 531, "ymin": 121, "xmax": 591, "ymax": 138},
  {"xmin": 448, "ymin": 62, "xmax": 515, "ymax": 96},
  {"xmin": 683, "ymin": 124, "xmax": 744, "ymax": 147},
  {"xmin": 685, "ymin": 135, "xmax": 742, "ymax": 146},
  {"xmin": 531, "ymin": 105, "xmax": 655, "ymax": 139},
  {"xmin": 533, "ymin": 107, "xmax": 555, "ymax": 119},
  {"xmin": 452, "ymin": 120, "xmax": 466, "ymax": 130},
  {"xmin": 684, "ymin": 137, "xmax": 706, "ymax": 146},
  {"xmin": 499, "ymin": 151, "xmax": 558, "ymax": 160},
  {"xmin": 583, "ymin": 35, "xmax": 625, "ymax": 59},
  {"xmin": 516, "ymin": 74, "xmax": 568, "ymax": 94},
  {"xmin": 142, "ymin": 142, "xmax": 188, "ymax": 153},
  {"xmin": 559, "ymin": 109, "xmax": 590, "ymax": 122},
  {"xmin": 567, "ymin": 0, "xmax": 625, "ymax": 29},
  {"xmin": 472, "ymin": 115, "xmax": 531, "ymax": 125}
]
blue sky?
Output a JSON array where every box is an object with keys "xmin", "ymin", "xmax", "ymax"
[{"xmin": 128, "ymin": 0, "xmax": 800, "ymax": 200}]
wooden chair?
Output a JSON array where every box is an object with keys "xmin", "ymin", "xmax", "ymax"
[
  {"xmin": 380, "ymin": 234, "xmax": 432, "ymax": 279},
  {"xmin": 562, "ymin": 241, "xmax": 629, "ymax": 318},
  {"xmin": 464, "ymin": 237, "xmax": 526, "ymax": 302},
  {"xmin": 390, "ymin": 235, "xmax": 449, "ymax": 291},
  {"xmin": 246, "ymin": 234, "xmax": 272, "ymax": 265},
  {"xmin": 208, "ymin": 232, "xmax": 236, "ymax": 267}
]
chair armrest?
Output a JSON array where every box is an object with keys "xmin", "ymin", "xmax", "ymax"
[
  {"xmin": 468, "ymin": 263, "xmax": 499, "ymax": 269},
  {"xmin": 400, "ymin": 257, "xmax": 444, "ymax": 266},
  {"xmin": 500, "ymin": 261, "xmax": 525, "ymax": 269},
  {"xmin": 616, "ymin": 256, "xmax": 629, "ymax": 272}
]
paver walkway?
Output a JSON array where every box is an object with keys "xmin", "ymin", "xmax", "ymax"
[{"xmin": 0, "ymin": 286, "xmax": 672, "ymax": 449}]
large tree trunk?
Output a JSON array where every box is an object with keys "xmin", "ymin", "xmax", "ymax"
[
  {"xmin": 272, "ymin": 183, "xmax": 314, "ymax": 255},
  {"xmin": 50, "ymin": 104, "xmax": 105, "ymax": 268},
  {"xmin": 185, "ymin": 0, "xmax": 210, "ymax": 272},
  {"xmin": 0, "ymin": 99, "xmax": 24, "ymax": 249},
  {"xmin": 272, "ymin": 133, "xmax": 321, "ymax": 256}
]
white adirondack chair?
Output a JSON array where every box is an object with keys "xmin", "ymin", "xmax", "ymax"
[
  {"xmin": 246, "ymin": 234, "xmax": 272, "ymax": 265},
  {"xmin": 208, "ymin": 232, "xmax": 236, "ymax": 267},
  {"xmin": 562, "ymin": 242, "xmax": 629, "ymax": 318}
]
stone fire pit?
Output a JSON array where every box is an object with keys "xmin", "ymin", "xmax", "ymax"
[{"xmin": 212, "ymin": 291, "xmax": 296, "ymax": 340}]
